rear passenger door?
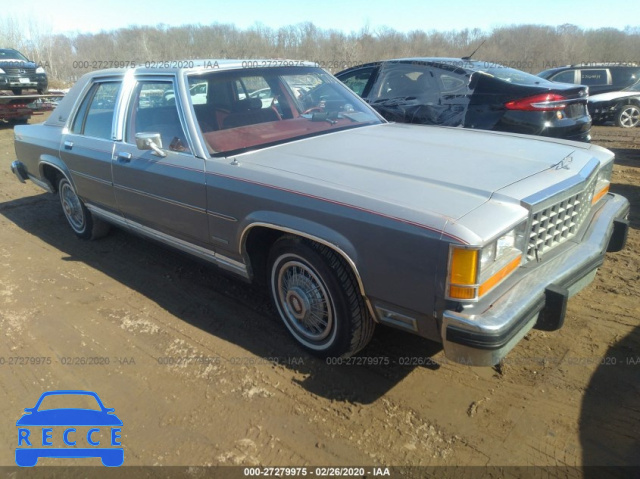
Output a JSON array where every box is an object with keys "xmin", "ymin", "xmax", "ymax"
[
  {"xmin": 59, "ymin": 80, "xmax": 121, "ymax": 212},
  {"xmin": 112, "ymin": 78, "xmax": 209, "ymax": 245}
]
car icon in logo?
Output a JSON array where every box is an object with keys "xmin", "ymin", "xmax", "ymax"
[{"xmin": 16, "ymin": 390, "xmax": 123, "ymax": 467}]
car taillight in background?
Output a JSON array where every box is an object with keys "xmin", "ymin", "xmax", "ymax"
[{"xmin": 505, "ymin": 93, "xmax": 568, "ymax": 111}]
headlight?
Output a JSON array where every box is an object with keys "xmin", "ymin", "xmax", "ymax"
[
  {"xmin": 447, "ymin": 222, "xmax": 527, "ymax": 301},
  {"xmin": 592, "ymin": 162, "xmax": 612, "ymax": 205},
  {"xmin": 36, "ymin": 66, "xmax": 46, "ymax": 74},
  {"xmin": 0, "ymin": 68, "xmax": 5, "ymax": 74}
]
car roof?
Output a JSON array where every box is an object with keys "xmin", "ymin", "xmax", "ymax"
[
  {"xmin": 34, "ymin": 390, "xmax": 104, "ymax": 405},
  {"xmin": 85, "ymin": 59, "xmax": 319, "ymax": 77},
  {"xmin": 538, "ymin": 64, "xmax": 640, "ymax": 73},
  {"xmin": 44, "ymin": 59, "xmax": 323, "ymax": 128},
  {"xmin": 337, "ymin": 57, "xmax": 505, "ymax": 74}
]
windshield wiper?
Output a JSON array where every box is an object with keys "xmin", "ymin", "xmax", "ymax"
[{"xmin": 371, "ymin": 96, "xmax": 418, "ymax": 105}]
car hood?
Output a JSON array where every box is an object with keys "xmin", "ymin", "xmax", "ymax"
[
  {"xmin": 236, "ymin": 123, "xmax": 602, "ymax": 226},
  {"xmin": 589, "ymin": 91, "xmax": 640, "ymax": 102},
  {"xmin": 16, "ymin": 409, "xmax": 123, "ymax": 427},
  {"xmin": 0, "ymin": 59, "xmax": 37, "ymax": 68}
]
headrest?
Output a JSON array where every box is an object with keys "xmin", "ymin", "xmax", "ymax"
[{"xmin": 233, "ymin": 97, "xmax": 263, "ymax": 111}]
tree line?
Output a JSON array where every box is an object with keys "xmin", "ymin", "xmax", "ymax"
[{"xmin": 1, "ymin": 18, "xmax": 639, "ymax": 86}]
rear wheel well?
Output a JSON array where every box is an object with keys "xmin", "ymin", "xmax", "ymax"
[{"xmin": 41, "ymin": 164, "xmax": 63, "ymax": 193}]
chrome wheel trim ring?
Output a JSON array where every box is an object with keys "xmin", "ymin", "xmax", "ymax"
[
  {"xmin": 60, "ymin": 182, "xmax": 85, "ymax": 232},
  {"xmin": 272, "ymin": 255, "xmax": 337, "ymax": 347}
]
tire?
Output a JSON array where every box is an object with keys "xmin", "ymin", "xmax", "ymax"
[
  {"xmin": 616, "ymin": 104, "xmax": 640, "ymax": 128},
  {"xmin": 267, "ymin": 236, "xmax": 374, "ymax": 358},
  {"xmin": 58, "ymin": 177, "xmax": 110, "ymax": 240}
]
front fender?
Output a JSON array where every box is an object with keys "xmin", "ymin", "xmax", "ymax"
[{"xmin": 238, "ymin": 211, "xmax": 363, "ymax": 293}]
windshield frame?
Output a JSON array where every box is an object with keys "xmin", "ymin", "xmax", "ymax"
[
  {"xmin": 623, "ymin": 80, "xmax": 640, "ymax": 92},
  {"xmin": 0, "ymin": 49, "xmax": 29, "ymax": 61},
  {"xmin": 186, "ymin": 66, "xmax": 385, "ymax": 157}
]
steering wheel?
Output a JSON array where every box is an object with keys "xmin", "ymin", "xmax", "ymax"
[
  {"xmin": 270, "ymin": 96, "xmax": 282, "ymax": 120},
  {"xmin": 302, "ymin": 106, "xmax": 324, "ymax": 115}
]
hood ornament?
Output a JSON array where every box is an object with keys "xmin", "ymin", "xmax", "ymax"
[{"xmin": 554, "ymin": 155, "xmax": 573, "ymax": 170}]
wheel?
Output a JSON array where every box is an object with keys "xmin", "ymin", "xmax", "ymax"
[
  {"xmin": 58, "ymin": 177, "xmax": 110, "ymax": 240},
  {"xmin": 267, "ymin": 236, "xmax": 374, "ymax": 358},
  {"xmin": 616, "ymin": 104, "xmax": 640, "ymax": 128},
  {"xmin": 15, "ymin": 449, "xmax": 38, "ymax": 467},
  {"xmin": 11, "ymin": 88, "xmax": 22, "ymax": 95},
  {"xmin": 101, "ymin": 449, "xmax": 124, "ymax": 467}
]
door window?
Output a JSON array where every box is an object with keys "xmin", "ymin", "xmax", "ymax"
[
  {"xmin": 551, "ymin": 70, "xmax": 576, "ymax": 84},
  {"xmin": 580, "ymin": 69, "xmax": 608, "ymax": 86},
  {"xmin": 126, "ymin": 81, "xmax": 191, "ymax": 154}
]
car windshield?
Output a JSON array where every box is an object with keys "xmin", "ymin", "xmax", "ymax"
[
  {"xmin": 188, "ymin": 66, "xmax": 382, "ymax": 155},
  {"xmin": 36, "ymin": 393, "xmax": 102, "ymax": 411},
  {"xmin": 480, "ymin": 64, "xmax": 546, "ymax": 86},
  {"xmin": 0, "ymin": 49, "xmax": 28, "ymax": 61},
  {"xmin": 624, "ymin": 80, "xmax": 640, "ymax": 92}
]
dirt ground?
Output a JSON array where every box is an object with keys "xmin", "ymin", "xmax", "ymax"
[{"xmin": 0, "ymin": 113, "xmax": 638, "ymax": 474}]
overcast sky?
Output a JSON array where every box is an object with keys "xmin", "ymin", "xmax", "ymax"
[{"xmin": 4, "ymin": 0, "xmax": 636, "ymax": 35}]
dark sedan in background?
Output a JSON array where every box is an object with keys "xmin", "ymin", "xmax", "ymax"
[
  {"xmin": 588, "ymin": 80, "xmax": 640, "ymax": 128},
  {"xmin": 336, "ymin": 58, "xmax": 592, "ymax": 142}
]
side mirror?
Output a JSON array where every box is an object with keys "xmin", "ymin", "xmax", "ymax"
[{"xmin": 135, "ymin": 132, "xmax": 166, "ymax": 158}]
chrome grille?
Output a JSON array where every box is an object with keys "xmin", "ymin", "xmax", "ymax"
[
  {"xmin": 527, "ymin": 179, "xmax": 596, "ymax": 260},
  {"xmin": 4, "ymin": 67, "xmax": 36, "ymax": 76}
]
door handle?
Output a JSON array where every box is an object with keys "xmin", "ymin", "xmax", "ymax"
[
  {"xmin": 116, "ymin": 152, "xmax": 132, "ymax": 163},
  {"xmin": 64, "ymin": 140, "xmax": 73, "ymax": 150}
]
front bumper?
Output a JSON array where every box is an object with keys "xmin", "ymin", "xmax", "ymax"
[
  {"xmin": 0, "ymin": 75, "xmax": 47, "ymax": 91},
  {"xmin": 441, "ymin": 193, "xmax": 630, "ymax": 366}
]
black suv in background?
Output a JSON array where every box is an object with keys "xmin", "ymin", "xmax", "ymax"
[
  {"xmin": 0, "ymin": 48, "xmax": 48, "ymax": 95},
  {"xmin": 337, "ymin": 58, "xmax": 592, "ymax": 142},
  {"xmin": 537, "ymin": 63, "xmax": 640, "ymax": 95}
]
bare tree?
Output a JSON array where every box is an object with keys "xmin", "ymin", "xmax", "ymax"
[{"xmin": 1, "ymin": 17, "xmax": 638, "ymax": 84}]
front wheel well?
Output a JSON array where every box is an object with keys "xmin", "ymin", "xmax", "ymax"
[
  {"xmin": 617, "ymin": 99, "xmax": 640, "ymax": 108},
  {"xmin": 243, "ymin": 227, "xmax": 362, "ymax": 294},
  {"xmin": 244, "ymin": 227, "xmax": 286, "ymax": 286}
]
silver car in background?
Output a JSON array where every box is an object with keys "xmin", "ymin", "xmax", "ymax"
[{"xmin": 11, "ymin": 60, "xmax": 629, "ymax": 366}]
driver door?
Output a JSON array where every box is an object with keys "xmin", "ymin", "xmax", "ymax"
[{"xmin": 112, "ymin": 78, "xmax": 209, "ymax": 245}]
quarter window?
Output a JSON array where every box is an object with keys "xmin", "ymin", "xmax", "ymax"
[{"xmin": 71, "ymin": 82, "xmax": 121, "ymax": 139}]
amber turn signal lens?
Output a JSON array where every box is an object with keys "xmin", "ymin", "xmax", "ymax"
[
  {"xmin": 592, "ymin": 184, "xmax": 610, "ymax": 205},
  {"xmin": 449, "ymin": 285, "xmax": 477, "ymax": 300},
  {"xmin": 450, "ymin": 248, "xmax": 478, "ymax": 285},
  {"xmin": 478, "ymin": 255, "xmax": 522, "ymax": 297}
]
